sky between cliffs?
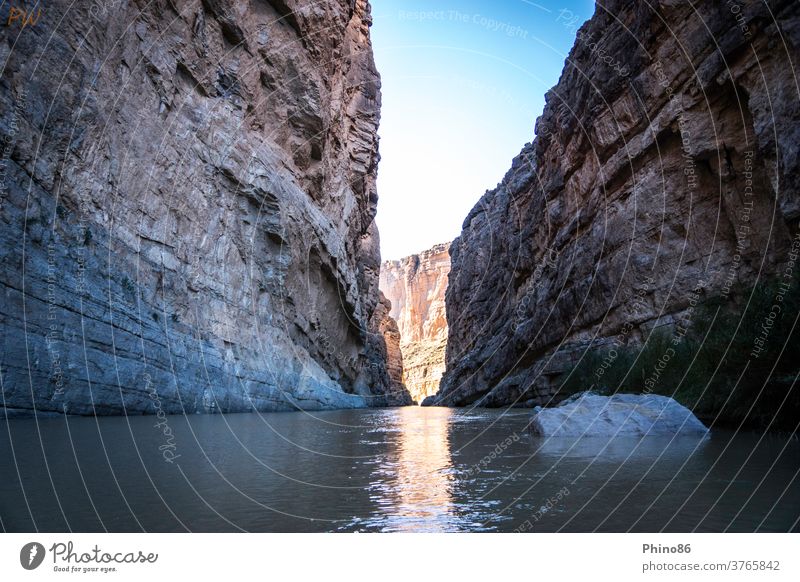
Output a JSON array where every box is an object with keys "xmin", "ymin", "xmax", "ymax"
[{"xmin": 371, "ymin": 0, "xmax": 595, "ymax": 261}]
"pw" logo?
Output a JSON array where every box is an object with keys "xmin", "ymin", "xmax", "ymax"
[{"xmin": 6, "ymin": 5, "xmax": 42, "ymax": 29}]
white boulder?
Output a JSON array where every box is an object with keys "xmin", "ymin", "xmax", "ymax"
[{"xmin": 530, "ymin": 392, "xmax": 709, "ymax": 437}]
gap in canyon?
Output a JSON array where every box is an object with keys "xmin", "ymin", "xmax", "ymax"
[{"xmin": 379, "ymin": 243, "xmax": 451, "ymax": 404}]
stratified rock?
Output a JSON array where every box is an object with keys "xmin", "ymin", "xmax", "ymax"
[
  {"xmin": 529, "ymin": 392, "xmax": 709, "ymax": 437},
  {"xmin": 434, "ymin": 0, "xmax": 800, "ymax": 408},
  {"xmin": 364, "ymin": 292, "xmax": 413, "ymax": 406},
  {"xmin": 380, "ymin": 243, "xmax": 450, "ymax": 403},
  {"xmin": 0, "ymin": 0, "xmax": 392, "ymax": 414}
]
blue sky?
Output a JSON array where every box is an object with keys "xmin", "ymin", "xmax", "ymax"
[{"xmin": 371, "ymin": 0, "xmax": 596, "ymax": 260}]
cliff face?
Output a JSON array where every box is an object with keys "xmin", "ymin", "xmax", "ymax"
[
  {"xmin": 367, "ymin": 292, "xmax": 413, "ymax": 406},
  {"xmin": 380, "ymin": 243, "xmax": 450, "ymax": 403},
  {"xmin": 432, "ymin": 1, "xmax": 800, "ymax": 407},
  {"xmin": 0, "ymin": 0, "xmax": 405, "ymax": 414}
]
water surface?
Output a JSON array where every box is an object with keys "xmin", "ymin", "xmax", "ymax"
[{"xmin": 1, "ymin": 407, "xmax": 798, "ymax": 532}]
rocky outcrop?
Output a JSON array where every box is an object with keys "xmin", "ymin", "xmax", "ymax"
[
  {"xmin": 530, "ymin": 392, "xmax": 709, "ymax": 437},
  {"xmin": 0, "ymin": 0, "xmax": 399, "ymax": 414},
  {"xmin": 366, "ymin": 292, "xmax": 413, "ymax": 406},
  {"xmin": 380, "ymin": 243, "xmax": 450, "ymax": 403},
  {"xmin": 432, "ymin": 1, "xmax": 800, "ymax": 407}
]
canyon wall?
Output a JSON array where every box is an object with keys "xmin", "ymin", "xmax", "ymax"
[
  {"xmin": 0, "ymin": 0, "xmax": 411, "ymax": 415},
  {"xmin": 380, "ymin": 243, "xmax": 450, "ymax": 403},
  {"xmin": 367, "ymin": 292, "xmax": 413, "ymax": 406},
  {"xmin": 431, "ymin": 1, "xmax": 800, "ymax": 407}
]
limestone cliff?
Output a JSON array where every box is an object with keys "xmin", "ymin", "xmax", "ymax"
[
  {"xmin": 431, "ymin": 1, "xmax": 800, "ymax": 408},
  {"xmin": 0, "ymin": 0, "xmax": 410, "ymax": 414},
  {"xmin": 380, "ymin": 243, "xmax": 450, "ymax": 403},
  {"xmin": 367, "ymin": 292, "xmax": 413, "ymax": 406}
]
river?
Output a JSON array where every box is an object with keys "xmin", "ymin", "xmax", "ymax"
[{"xmin": 1, "ymin": 407, "xmax": 798, "ymax": 532}]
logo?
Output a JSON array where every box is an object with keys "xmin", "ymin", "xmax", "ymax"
[
  {"xmin": 5, "ymin": 3, "xmax": 43, "ymax": 29},
  {"xmin": 20, "ymin": 542, "xmax": 46, "ymax": 570}
]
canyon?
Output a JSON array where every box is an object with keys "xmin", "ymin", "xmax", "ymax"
[
  {"xmin": 2, "ymin": 0, "xmax": 798, "ymax": 421},
  {"xmin": 380, "ymin": 243, "xmax": 450, "ymax": 404},
  {"xmin": 2, "ymin": 0, "xmax": 800, "ymax": 539},
  {"xmin": 0, "ymin": 0, "xmax": 411, "ymax": 415},
  {"xmin": 429, "ymin": 0, "xmax": 800, "ymax": 411}
]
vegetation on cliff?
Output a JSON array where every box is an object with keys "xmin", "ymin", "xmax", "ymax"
[{"xmin": 558, "ymin": 270, "xmax": 800, "ymax": 432}]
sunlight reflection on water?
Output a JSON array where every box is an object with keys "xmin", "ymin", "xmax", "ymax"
[
  {"xmin": 1, "ymin": 407, "xmax": 797, "ymax": 532},
  {"xmin": 364, "ymin": 407, "xmax": 455, "ymax": 531}
]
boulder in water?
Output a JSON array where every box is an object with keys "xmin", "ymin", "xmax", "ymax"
[{"xmin": 530, "ymin": 392, "xmax": 709, "ymax": 437}]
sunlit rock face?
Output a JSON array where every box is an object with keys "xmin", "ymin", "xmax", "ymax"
[
  {"xmin": 0, "ymin": 0, "xmax": 399, "ymax": 414},
  {"xmin": 432, "ymin": 0, "xmax": 800, "ymax": 407},
  {"xmin": 380, "ymin": 243, "xmax": 450, "ymax": 404}
]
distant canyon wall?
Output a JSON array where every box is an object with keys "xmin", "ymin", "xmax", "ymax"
[
  {"xmin": 0, "ymin": 0, "xmax": 411, "ymax": 415},
  {"xmin": 380, "ymin": 243, "xmax": 450, "ymax": 403},
  {"xmin": 431, "ymin": 0, "xmax": 800, "ymax": 407}
]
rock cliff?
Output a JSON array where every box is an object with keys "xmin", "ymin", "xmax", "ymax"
[
  {"xmin": 0, "ymin": 0, "xmax": 410, "ymax": 414},
  {"xmin": 380, "ymin": 243, "xmax": 450, "ymax": 403},
  {"xmin": 431, "ymin": 1, "xmax": 800, "ymax": 408},
  {"xmin": 366, "ymin": 292, "xmax": 413, "ymax": 406}
]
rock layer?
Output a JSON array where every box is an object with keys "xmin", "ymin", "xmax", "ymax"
[
  {"xmin": 366, "ymin": 292, "xmax": 413, "ymax": 406},
  {"xmin": 432, "ymin": 1, "xmax": 800, "ymax": 407},
  {"xmin": 380, "ymin": 243, "xmax": 450, "ymax": 403},
  {"xmin": 0, "ymin": 0, "xmax": 408, "ymax": 414}
]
